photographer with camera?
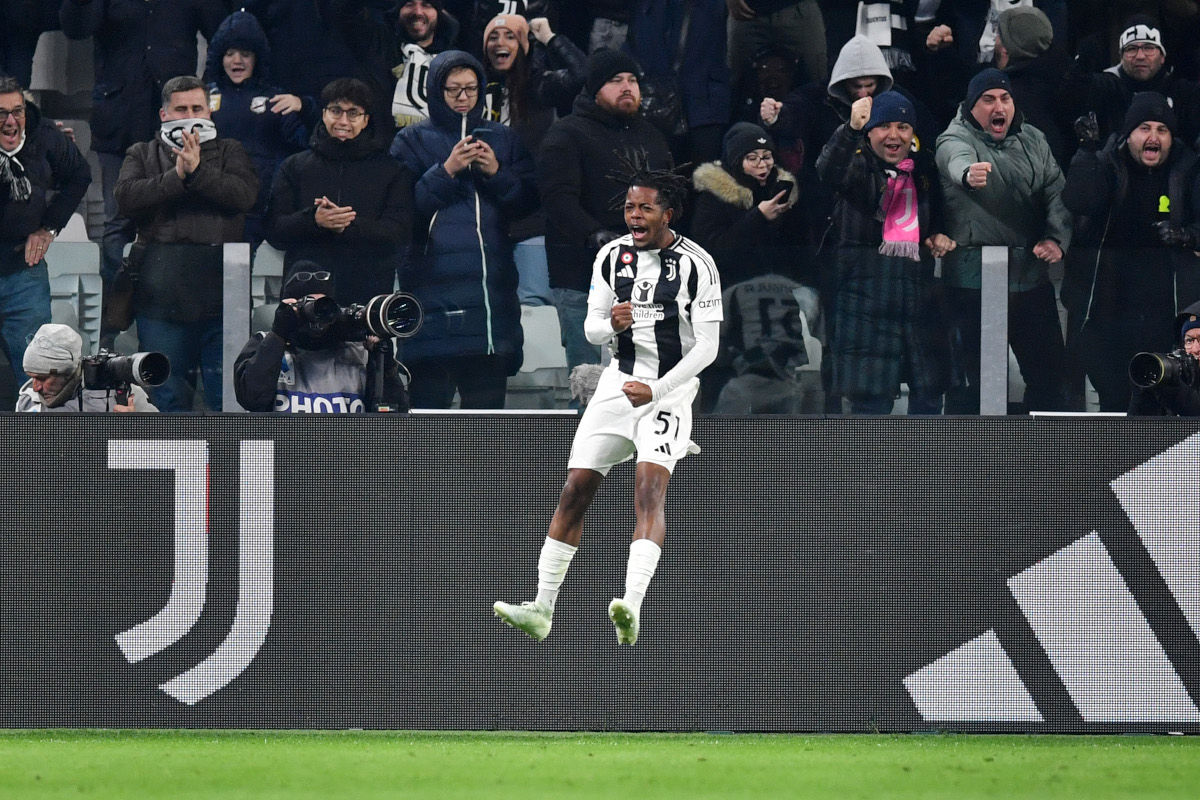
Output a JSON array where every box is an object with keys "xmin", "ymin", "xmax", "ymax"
[
  {"xmin": 15, "ymin": 324, "xmax": 160, "ymax": 413},
  {"xmin": 1129, "ymin": 301, "xmax": 1200, "ymax": 416},
  {"xmin": 233, "ymin": 266, "xmax": 413, "ymax": 413}
]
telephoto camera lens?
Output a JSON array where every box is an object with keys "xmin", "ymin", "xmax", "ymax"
[
  {"xmin": 355, "ymin": 292, "xmax": 423, "ymax": 338},
  {"xmin": 1129, "ymin": 350, "xmax": 1196, "ymax": 389},
  {"xmin": 124, "ymin": 351, "xmax": 171, "ymax": 387},
  {"xmin": 81, "ymin": 350, "xmax": 171, "ymax": 390}
]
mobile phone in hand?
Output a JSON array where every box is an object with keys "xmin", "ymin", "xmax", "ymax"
[
  {"xmin": 773, "ymin": 180, "xmax": 794, "ymax": 199},
  {"xmin": 469, "ymin": 127, "xmax": 495, "ymax": 147}
]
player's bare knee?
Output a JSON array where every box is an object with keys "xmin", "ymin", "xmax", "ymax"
[{"xmin": 558, "ymin": 470, "xmax": 601, "ymax": 513}]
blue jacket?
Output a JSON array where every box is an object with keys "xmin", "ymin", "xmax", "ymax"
[
  {"xmin": 389, "ymin": 50, "xmax": 538, "ymax": 371},
  {"xmin": 204, "ymin": 11, "xmax": 310, "ymax": 223}
]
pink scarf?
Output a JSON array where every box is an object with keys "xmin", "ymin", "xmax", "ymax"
[{"xmin": 879, "ymin": 158, "xmax": 920, "ymax": 261}]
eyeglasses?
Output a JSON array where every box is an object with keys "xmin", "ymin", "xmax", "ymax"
[
  {"xmin": 0, "ymin": 107, "xmax": 25, "ymax": 121},
  {"xmin": 443, "ymin": 85, "xmax": 479, "ymax": 99},
  {"xmin": 324, "ymin": 106, "xmax": 365, "ymax": 121},
  {"xmin": 743, "ymin": 152, "xmax": 774, "ymax": 166},
  {"xmin": 288, "ymin": 271, "xmax": 331, "ymax": 284},
  {"xmin": 1122, "ymin": 43, "xmax": 1161, "ymax": 55}
]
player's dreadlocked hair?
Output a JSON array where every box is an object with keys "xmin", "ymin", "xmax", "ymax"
[{"xmin": 606, "ymin": 148, "xmax": 690, "ymax": 216}]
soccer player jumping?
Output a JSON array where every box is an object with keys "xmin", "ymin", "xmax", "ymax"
[{"xmin": 494, "ymin": 153, "xmax": 723, "ymax": 645}]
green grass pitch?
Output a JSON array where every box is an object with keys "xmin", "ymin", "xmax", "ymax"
[{"xmin": 2, "ymin": 731, "xmax": 1198, "ymax": 799}]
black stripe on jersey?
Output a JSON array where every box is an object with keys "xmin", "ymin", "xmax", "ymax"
[
  {"xmin": 613, "ymin": 245, "xmax": 638, "ymax": 302},
  {"xmin": 652, "ymin": 244, "xmax": 686, "ymax": 376}
]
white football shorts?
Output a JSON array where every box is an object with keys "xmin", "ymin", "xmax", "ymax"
[{"xmin": 567, "ymin": 366, "xmax": 700, "ymax": 475}]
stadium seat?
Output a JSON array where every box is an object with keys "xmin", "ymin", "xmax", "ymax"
[{"xmin": 506, "ymin": 305, "xmax": 571, "ymax": 409}]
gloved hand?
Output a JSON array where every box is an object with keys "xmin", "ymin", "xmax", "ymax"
[
  {"xmin": 1154, "ymin": 220, "xmax": 1198, "ymax": 249},
  {"xmin": 586, "ymin": 229, "xmax": 624, "ymax": 250},
  {"xmin": 1073, "ymin": 112, "xmax": 1100, "ymax": 150},
  {"xmin": 271, "ymin": 301, "xmax": 300, "ymax": 341}
]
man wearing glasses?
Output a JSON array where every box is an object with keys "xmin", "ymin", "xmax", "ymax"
[
  {"xmin": 389, "ymin": 50, "xmax": 537, "ymax": 409},
  {"xmin": 1062, "ymin": 16, "xmax": 1200, "ymax": 147},
  {"xmin": 0, "ymin": 75, "xmax": 91, "ymax": 391},
  {"xmin": 267, "ymin": 78, "xmax": 413, "ymax": 309}
]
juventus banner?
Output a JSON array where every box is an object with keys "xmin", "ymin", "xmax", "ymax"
[{"xmin": 2, "ymin": 415, "xmax": 1199, "ymax": 732}]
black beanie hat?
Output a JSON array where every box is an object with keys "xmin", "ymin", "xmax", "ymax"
[
  {"xmin": 1123, "ymin": 91, "xmax": 1177, "ymax": 139},
  {"xmin": 722, "ymin": 122, "xmax": 775, "ymax": 171},
  {"xmin": 965, "ymin": 68, "xmax": 1012, "ymax": 112},
  {"xmin": 585, "ymin": 49, "xmax": 642, "ymax": 98},
  {"xmin": 283, "ymin": 261, "xmax": 336, "ymax": 300}
]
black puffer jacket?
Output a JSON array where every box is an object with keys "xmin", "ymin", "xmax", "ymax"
[
  {"xmin": 0, "ymin": 103, "xmax": 92, "ymax": 272},
  {"xmin": 59, "ymin": 0, "xmax": 229, "ymax": 156},
  {"xmin": 538, "ymin": 94, "xmax": 672, "ymax": 292},
  {"xmin": 266, "ymin": 123, "xmax": 414, "ymax": 306},
  {"xmin": 1062, "ymin": 134, "xmax": 1200, "ymax": 322},
  {"xmin": 689, "ymin": 161, "xmax": 800, "ymax": 285}
]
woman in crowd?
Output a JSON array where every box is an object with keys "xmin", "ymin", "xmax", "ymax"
[
  {"xmin": 479, "ymin": 13, "xmax": 586, "ymax": 306},
  {"xmin": 690, "ymin": 122, "xmax": 810, "ymax": 412}
]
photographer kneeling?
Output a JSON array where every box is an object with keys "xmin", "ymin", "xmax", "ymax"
[
  {"xmin": 16, "ymin": 324, "xmax": 159, "ymax": 412},
  {"xmin": 1129, "ymin": 301, "xmax": 1200, "ymax": 416},
  {"xmin": 234, "ymin": 267, "xmax": 411, "ymax": 413}
]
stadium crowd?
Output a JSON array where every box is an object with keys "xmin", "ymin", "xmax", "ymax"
[{"xmin": 5, "ymin": 0, "xmax": 1200, "ymax": 415}]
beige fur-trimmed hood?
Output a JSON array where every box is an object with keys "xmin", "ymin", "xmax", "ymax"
[{"xmin": 692, "ymin": 162, "xmax": 798, "ymax": 211}]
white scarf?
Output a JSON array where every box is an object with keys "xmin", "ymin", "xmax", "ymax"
[
  {"xmin": 0, "ymin": 131, "xmax": 30, "ymax": 202},
  {"xmin": 159, "ymin": 118, "xmax": 218, "ymax": 149}
]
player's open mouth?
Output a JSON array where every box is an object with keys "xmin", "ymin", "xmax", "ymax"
[{"xmin": 629, "ymin": 225, "xmax": 648, "ymax": 240}]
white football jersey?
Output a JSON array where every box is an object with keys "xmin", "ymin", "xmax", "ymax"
[{"xmin": 590, "ymin": 233, "xmax": 723, "ymax": 380}]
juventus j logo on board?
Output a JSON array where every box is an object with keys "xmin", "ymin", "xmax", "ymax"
[{"xmin": 109, "ymin": 440, "xmax": 275, "ymax": 705}]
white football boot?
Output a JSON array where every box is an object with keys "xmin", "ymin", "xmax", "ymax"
[
  {"xmin": 493, "ymin": 600, "xmax": 552, "ymax": 641},
  {"xmin": 607, "ymin": 598, "xmax": 639, "ymax": 645}
]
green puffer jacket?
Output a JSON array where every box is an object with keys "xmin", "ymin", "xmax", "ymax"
[{"xmin": 935, "ymin": 109, "xmax": 1072, "ymax": 291}]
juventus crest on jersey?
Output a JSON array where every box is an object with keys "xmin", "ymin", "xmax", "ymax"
[{"xmin": 591, "ymin": 233, "xmax": 723, "ymax": 380}]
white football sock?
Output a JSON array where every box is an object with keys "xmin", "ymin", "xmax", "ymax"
[
  {"xmin": 622, "ymin": 539, "xmax": 662, "ymax": 613},
  {"xmin": 535, "ymin": 537, "xmax": 577, "ymax": 611}
]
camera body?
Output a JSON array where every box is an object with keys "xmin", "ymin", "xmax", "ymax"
[
  {"xmin": 81, "ymin": 349, "xmax": 171, "ymax": 406},
  {"xmin": 295, "ymin": 292, "xmax": 423, "ymax": 340},
  {"xmin": 1129, "ymin": 349, "xmax": 1198, "ymax": 389}
]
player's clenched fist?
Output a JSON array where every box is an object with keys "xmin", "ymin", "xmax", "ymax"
[
  {"xmin": 610, "ymin": 301, "xmax": 633, "ymax": 332},
  {"xmin": 965, "ymin": 161, "xmax": 992, "ymax": 189},
  {"xmin": 849, "ymin": 96, "xmax": 872, "ymax": 131}
]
